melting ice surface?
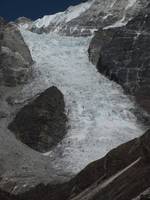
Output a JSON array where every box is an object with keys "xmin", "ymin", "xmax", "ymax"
[{"xmin": 20, "ymin": 29, "xmax": 145, "ymax": 174}]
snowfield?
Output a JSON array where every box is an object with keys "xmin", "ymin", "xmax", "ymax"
[{"xmin": 20, "ymin": 29, "xmax": 145, "ymax": 174}]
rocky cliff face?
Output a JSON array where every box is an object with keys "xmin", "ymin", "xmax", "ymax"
[
  {"xmin": 0, "ymin": 18, "xmax": 33, "ymax": 86},
  {"xmin": 21, "ymin": 0, "xmax": 149, "ymax": 36},
  {"xmin": 89, "ymin": 3, "xmax": 150, "ymax": 113}
]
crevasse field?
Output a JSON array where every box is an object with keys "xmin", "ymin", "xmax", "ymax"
[{"xmin": 20, "ymin": 29, "xmax": 145, "ymax": 174}]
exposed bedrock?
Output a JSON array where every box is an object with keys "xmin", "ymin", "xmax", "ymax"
[
  {"xmin": 89, "ymin": 4, "xmax": 150, "ymax": 114},
  {"xmin": 2, "ymin": 129, "xmax": 149, "ymax": 200},
  {"xmin": 8, "ymin": 86, "xmax": 68, "ymax": 153},
  {"xmin": 0, "ymin": 17, "xmax": 33, "ymax": 87}
]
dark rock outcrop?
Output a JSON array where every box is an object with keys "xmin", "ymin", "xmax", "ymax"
[
  {"xmin": 0, "ymin": 17, "xmax": 33, "ymax": 87},
  {"xmin": 8, "ymin": 86, "xmax": 68, "ymax": 153},
  {"xmin": 89, "ymin": 4, "xmax": 150, "ymax": 113},
  {"xmin": 0, "ymin": 189, "xmax": 17, "ymax": 200}
]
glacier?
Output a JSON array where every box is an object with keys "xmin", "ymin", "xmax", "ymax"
[{"xmin": 19, "ymin": 28, "xmax": 145, "ymax": 174}]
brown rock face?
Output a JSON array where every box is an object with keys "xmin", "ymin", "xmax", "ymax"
[{"xmin": 8, "ymin": 86, "xmax": 68, "ymax": 153}]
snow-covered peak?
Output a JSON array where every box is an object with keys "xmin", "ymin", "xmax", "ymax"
[
  {"xmin": 33, "ymin": 0, "xmax": 93, "ymax": 28},
  {"xmin": 18, "ymin": 0, "xmax": 148, "ymax": 36}
]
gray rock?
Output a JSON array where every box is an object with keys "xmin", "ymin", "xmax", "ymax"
[
  {"xmin": 0, "ymin": 18, "xmax": 68, "ymax": 195},
  {"xmin": 89, "ymin": 4, "xmax": 150, "ymax": 114},
  {"xmin": 2, "ymin": 23, "xmax": 33, "ymax": 65},
  {"xmin": 0, "ymin": 20, "xmax": 33, "ymax": 87},
  {"xmin": 8, "ymin": 86, "xmax": 68, "ymax": 153},
  {"xmin": 0, "ymin": 46, "xmax": 32, "ymax": 86}
]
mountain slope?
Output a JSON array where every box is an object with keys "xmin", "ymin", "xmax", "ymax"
[{"xmin": 20, "ymin": 0, "xmax": 150, "ymax": 36}]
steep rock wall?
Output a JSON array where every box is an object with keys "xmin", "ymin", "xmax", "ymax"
[{"xmin": 89, "ymin": 4, "xmax": 150, "ymax": 113}]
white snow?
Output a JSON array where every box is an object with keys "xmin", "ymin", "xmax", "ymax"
[
  {"xmin": 104, "ymin": 0, "xmax": 137, "ymax": 29},
  {"xmin": 103, "ymin": 16, "xmax": 127, "ymax": 29},
  {"xmin": 19, "ymin": 28, "xmax": 145, "ymax": 174},
  {"xmin": 33, "ymin": 1, "xmax": 93, "ymax": 28},
  {"xmin": 103, "ymin": 13, "xmax": 113, "ymax": 20},
  {"xmin": 110, "ymin": 0, "xmax": 117, "ymax": 8},
  {"xmin": 126, "ymin": 0, "xmax": 137, "ymax": 10}
]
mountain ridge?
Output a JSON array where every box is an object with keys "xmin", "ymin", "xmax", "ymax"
[{"xmin": 18, "ymin": 0, "xmax": 149, "ymax": 36}]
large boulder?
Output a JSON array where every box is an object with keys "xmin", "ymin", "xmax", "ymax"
[
  {"xmin": 0, "ymin": 18, "xmax": 33, "ymax": 87},
  {"xmin": 89, "ymin": 4, "xmax": 150, "ymax": 113},
  {"xmin": 8, "ymin": 86, "xmax": 68, "ymax": 153}
]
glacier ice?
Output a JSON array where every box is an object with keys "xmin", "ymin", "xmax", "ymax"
[{"xmin": 19, "ymin": 28, "xmax": 145, "ymax": 174}]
